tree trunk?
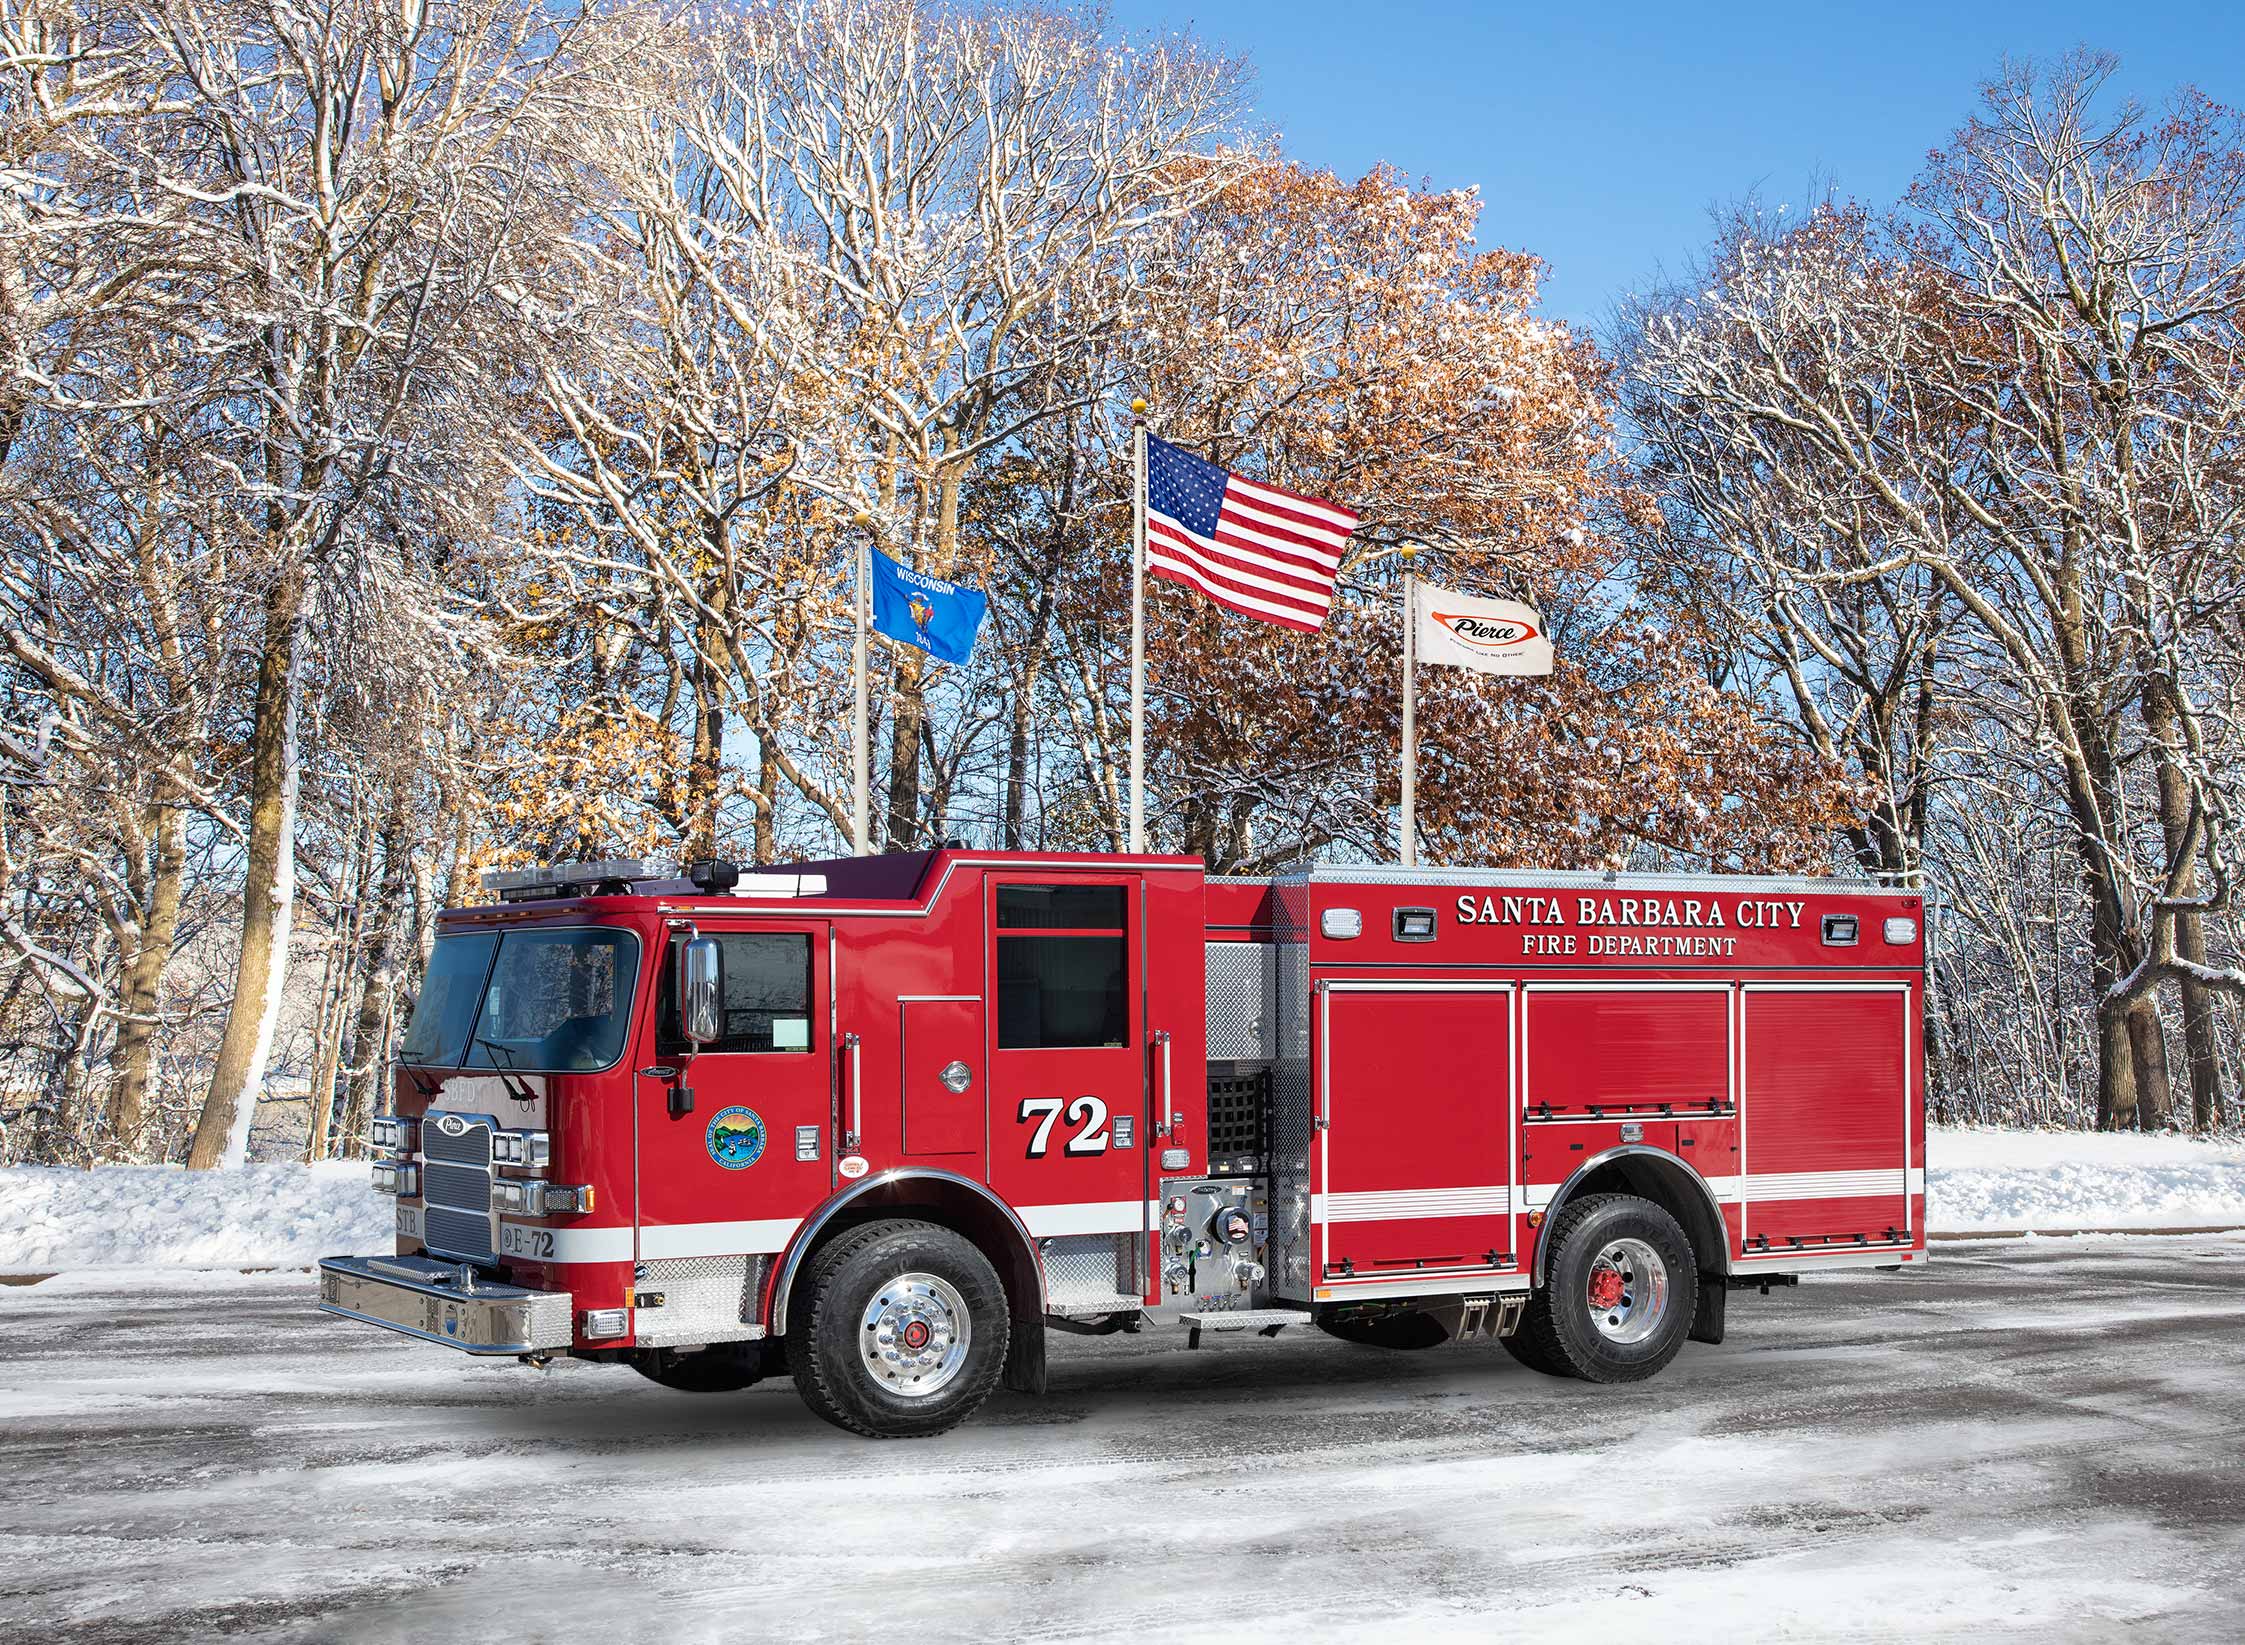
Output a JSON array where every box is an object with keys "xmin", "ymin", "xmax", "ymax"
[
  {"xmin": 2125, "ymin": 1000, "xmax": 2174, "ymax": 1131},
  {"xmin": 884, "ymin": 644, "xmax": 926, "ymax": 849},
  {"xmin": 2142, "ymin": 672, "xmax": 2226, "ymax": 1130},
  {"xmin": 2094, "ymin": 992, "xmax": 2137, "ymax": 1131},
  {"xmin": 753, "ymin": 736, "xmax": 780, "ymax": 865},
  {"xmin": 340, "ymin": 800, "xmax": 409, "ymax": 1155},
  {"xmin": 108, "ymin": 799, "xmax": 186, "ymax": 1154},
  {"xmin": 187, "ymin": 569, "xmax": 308, "ymax": 1170},
  {"xmin": 684, "ymin": 539, "xmax": 730, "ymax": 858},
  {"xmin": 305, "ymin": 810, "xmax": 377, "ymax": 1162},
  {"xmin": 2178, "ymin": 915, "xmax": 2225, "ymax": 1130}
]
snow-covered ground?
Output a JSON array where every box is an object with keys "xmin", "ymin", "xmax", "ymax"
[
  {"xmin": 4, "ymin": 1127, "xmax": 2244, "ymax": 1273},
  {"xmin": 1927, "ymin": 1126, "xmax": 2245, "ymax": 1232},
  {"xmin": 2, "ymin": 1240, "xmax": 2242, "ymax": 1642},
  {"xmin": 0, "ymin": 1160, "xmax": 385, "ymax": 1272}
]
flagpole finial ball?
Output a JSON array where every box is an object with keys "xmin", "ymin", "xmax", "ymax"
[
  {"xmin": 1130, "ymin": 398, "xmax": 1148, "ymax": 416},
  {"xmin": 851, "ymin": 510, "xmax": 871, "ymax": 528},
  {"xmin": 1400, "ymin": 543, "xmax": 1419, "ymax": 561}
]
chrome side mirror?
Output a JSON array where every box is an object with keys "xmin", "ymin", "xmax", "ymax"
[{"xmin": 680, "ymin": 935, "xmax": 724, "ymax": 1046}]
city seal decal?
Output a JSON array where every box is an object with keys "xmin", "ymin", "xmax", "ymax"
[{"xmin": 705, "ymin": 1106, "xmax": 767, "ymax": 1170}]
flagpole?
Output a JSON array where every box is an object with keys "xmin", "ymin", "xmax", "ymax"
[
  {"xmin": 1128, "ymin": 399, "xmax": 1148, "ymax": 854},
  {"xmin": 850, "ymin": 510, "xmax": 871, "ymax": 855},
  {"xmin": 1400, "ymin": 542, "xmax": 1418, "ymax": 868}
]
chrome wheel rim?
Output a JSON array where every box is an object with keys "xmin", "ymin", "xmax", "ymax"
[
  {"xmin": 860, "ymin": 1271, "xmax": 971, "ymax": 1397},
  {"xmin": 1585, "ymin": 1237, "xmax": 1669, "ymax": 1345}
]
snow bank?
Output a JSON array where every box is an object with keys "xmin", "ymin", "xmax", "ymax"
[
  {"xmin": 0, "ymin": 1161, "xmax": 389, "ymax": 1273},
  {"xmin": 1927, "ymin": 1125, "xmax": 2245, "ymax": 1232},
  {"xmin": 5, "ymin": 1129, "xmax": 2245, "ymax": 1271}
]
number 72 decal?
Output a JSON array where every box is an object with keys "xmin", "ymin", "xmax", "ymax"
[{"xmin": 1018, "ymin": 1095, "xmax": 1111, "ymax": 1157}]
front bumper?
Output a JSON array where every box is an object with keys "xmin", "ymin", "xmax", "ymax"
[{"xmin": 318, "ymin": 1254, "xmax": 574, "ymax": 1355}]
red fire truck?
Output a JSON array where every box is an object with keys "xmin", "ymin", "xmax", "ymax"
[{"xmin": 319, "ymin": 850, "xmax": 1927, "ymax": 1438}]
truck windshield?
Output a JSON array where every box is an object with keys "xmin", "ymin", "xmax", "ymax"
[{"xmin": 400, "ymin": 928, "xmax": 640, "ymax": 1073}]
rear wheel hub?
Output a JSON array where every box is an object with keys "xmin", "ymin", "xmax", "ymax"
[{"xmin": 1584, "ymin": 1237, "xmax": 1669, "ymax": 1345}]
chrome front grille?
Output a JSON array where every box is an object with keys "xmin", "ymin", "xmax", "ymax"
[
  {"xmin": 423, "ymin": 1118, "xmax": 493, "ymax": 1168},
  {"xmin": 419, "ymin": 1112, "xmax": 495, "ymax": 1262}
]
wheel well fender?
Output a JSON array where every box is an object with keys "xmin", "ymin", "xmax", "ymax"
[
  {"xmin": 1532, "ymin": 1145, "xmax": 1730, "ymax": 1288},
  {"xmin": 765, "ymin": 1169, "xmax": 1044, "ymax": 1335}
]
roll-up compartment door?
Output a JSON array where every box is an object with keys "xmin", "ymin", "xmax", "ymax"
[
  {"xmin": 1741, "ymin": 986, "xmax": 1912, "ymax": 1251},
  {"xmin": 1523, "ymin": 986, "xmax": 1731, "ymax": 1118}
]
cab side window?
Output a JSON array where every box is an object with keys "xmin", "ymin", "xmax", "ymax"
[
  {"xmin": 995, "ymin": 884, "xmax": 1128, "ymax": 1049},
  {"xmin": 658, "ymin": 932, "xmax": 815, "ymax": 1054}
]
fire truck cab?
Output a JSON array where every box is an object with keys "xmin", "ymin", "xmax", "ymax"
[{"xmin": 319, "ymin": 850, "xmax": 1927, "ymax": 1439}]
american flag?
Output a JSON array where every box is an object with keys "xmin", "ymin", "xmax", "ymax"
[{"xmin": 1143, "ymin": 434, "xmax": 1358, "ymax": 633}]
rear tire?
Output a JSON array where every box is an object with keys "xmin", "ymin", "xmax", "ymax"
[
  {"xmin": 1317, "ymin": 1309, "xmax": 1449, "ymax": 1350},
  {"xmin": 788, "ymin": 1219, "xmax": 1008, "ymax": 1439},
  {"xmin": 1513, "ymin": 1193, "xmax": 1697, "ymax": 1384}
]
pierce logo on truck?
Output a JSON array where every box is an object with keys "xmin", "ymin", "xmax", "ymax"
[{"xmin": 705, "ymin": 1106, "xmax": 766, "ymax": 1170}]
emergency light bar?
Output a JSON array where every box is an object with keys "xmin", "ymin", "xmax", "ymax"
[
  {"xmin": 479, "ymin": 858, "xmax": 829, "ymax": 903},
  {"xmin": 480, "ymin": 859, "xmax": 664, "ymax": 900}
]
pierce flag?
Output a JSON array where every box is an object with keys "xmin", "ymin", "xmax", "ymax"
[{"xmin": 1412, "ymin": 582, "xmax": 1554, "ymax": 676}]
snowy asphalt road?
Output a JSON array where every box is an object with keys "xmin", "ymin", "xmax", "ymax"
[{"xmin": 3, "ymin": 1239, "xmax": 2243, "ymax": 1644}]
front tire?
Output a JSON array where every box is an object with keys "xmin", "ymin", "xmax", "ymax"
[
  {"xmin": 788, "ymin": 1219, "xmax": 1009, "ymax": 1439},
  {"xmin": 1512, "ymin": 1193, "xmax": 1697, "ymax": 1384}
]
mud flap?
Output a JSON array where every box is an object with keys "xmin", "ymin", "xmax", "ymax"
[
  {"xmin": 1003, "ymin": 1314, "xmax": 1047, "ymax": 1395},
  {"xmin": 1689, "ymin": 1273, "xmax": 1726, "ymax": 1345}
]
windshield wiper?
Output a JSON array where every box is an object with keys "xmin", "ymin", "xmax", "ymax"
[{"xmin": 474, "ymin": 1037, "xmax": 540, "ymax": 1105}]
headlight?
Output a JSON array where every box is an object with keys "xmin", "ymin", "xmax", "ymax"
[
  {"xmin": 491, "ymin": 1129, "xmax": 551, "ymax": 1168},
  {"xmin": 371, "ymin": 1161, "xmax": 420, "ymax": 1197},
  {"xmin": 370, "ymin": 1116, "xmax": 416, "ymax": 1154}
]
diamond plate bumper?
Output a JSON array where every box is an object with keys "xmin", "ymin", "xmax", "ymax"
[{"xmin": 317, "ymin": 1253, "xmax": 574, "ymax": 1356}]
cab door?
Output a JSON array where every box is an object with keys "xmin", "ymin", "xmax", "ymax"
[
  {"xmin": 635, "ymin": 923, "xmax": 831, "ymax": 1260},
  {"xmin": 982, "ymin": 877, "xmax": 1147, "ymax": 1236}
]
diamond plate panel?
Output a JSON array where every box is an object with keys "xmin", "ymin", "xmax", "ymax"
[
  {"xmin": 632, "ymin": 1254, "xmax": 771, "ymax": 1347},
  {"xmin": 1042, "ymin": 1233, "xmax": 1142, "ymax": 1309},
  {"xmin": 1204, "ymin": 942, "xmax": 1277, "ymax": 1059}
]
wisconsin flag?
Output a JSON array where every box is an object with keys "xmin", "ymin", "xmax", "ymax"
[
  {"xmin": 1413, "ymin": 582, "xmax": 1554, "ymax": 676},
  {"xmin": 869, "ymin": 547, "xmax": 987, "ymax": 666}
]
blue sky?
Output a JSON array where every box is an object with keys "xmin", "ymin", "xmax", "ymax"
[{"xmin": 1122, "ymin": 1, "xmax": 2245, "ymax": 332}]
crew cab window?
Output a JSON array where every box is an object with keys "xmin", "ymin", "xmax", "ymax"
[
  {"xmin": 659, "ymin": 932, "xmax": 815, "ymax": 1055},
  {"xmin": 996, "ymin": 884, "xmax": 1128, "ymax": 1049}
]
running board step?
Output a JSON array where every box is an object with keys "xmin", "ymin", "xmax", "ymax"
[
  {"xmin": 1047, "ymin": 1293, "xmax": 1147, "ymax": 1318},
  {"xmin": 1180, "ymin": 1308, "xmax": 1313, "ymax": 1348}
]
